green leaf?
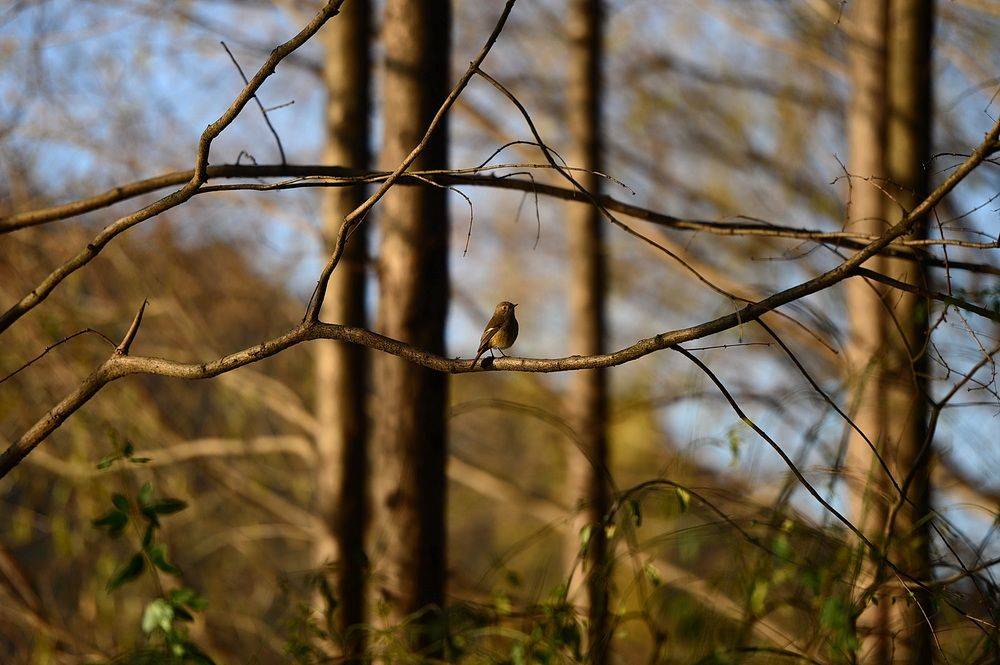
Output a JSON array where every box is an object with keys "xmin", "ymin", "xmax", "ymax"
[
  {"xmin": 130, "ymin": 456, "xmax": 152, "ymax": 464},
  {"xmin": 628, "ymin": 498, "xmax": 642, "ymax": 527},
  {"xmin": 142, "ymin": 523, "xmax": 155, "ymax": 548},
  {"xmin": 147, "ymin": 498, "xmax": 187, "ymax": 515},
  {"xmin": 578, "ymin": 524, "xmax": 592, "ymax": 557},
  {"xmin": 141, "ymin": 508, "xmax": 161, "ymax": 527},
  {"xmin": 169, "ymin": 587, "xmax": 208, "ymax": 611},
  {"xmin": 148, "ymin": 544, "xmax": 181, "ymax": 576},
  {"xmin": 111, "ymin": 493, "xmax": 129, "ymax": 511},
  {"xmin": 511, "ymin": 641, "xmax": 527, "ymax": 665},
  {"xmin": 504, "ymin": 569, "xmax": 522, "ymax": 588},
  {"xmin": 107, "ymin": 553, "xmax": 144, "ymax": 592},
  {"xmin": 675, "ymin": 487, "xmax": 691, "ymax": 513},
  {"xmin": 727, "ymin": 428, "xmax": 741, "ymax": 465},
  {"xmin": 773, "ymin": 534, "xmax": 791, "ymax": 560},
  {"xmin": 169, "ymin": 588, "xmax": 195, "ymax": 605},
  {"xmin": 141, "ymin": 598, "xmax": 173, "ymax": 634},
  {"xmin": 798, "ymin": 568, "xmax": 820, "ymax": 594},
  {"xmin": 750, "ymin": 580, "xmax": 769, "ymax": 615},
  {"xmin": 643, "ymin": 563, "xmax": 662, "ymax": 587},
  {"xmin": 819, "ymin": 595, "xmax": 860, "ymax": 652},
  {"xmin": 173, "ymin": 606, "xmax": 194, "ymax": 622},
  {"xmin": 96, "ymin": 455, "xmax": 117, "ymax": 470},
  {"xmin": 92, "ymin": 509, "xmax": 128, "ymax": 537},
  {"xmin": 179, "ymin": 642, "xmax": 216, "ymax": 665},
  {"xmin": 138, "ymin": 482, "xmax": 153, "ymax": 507},
  {"xmin": 493, "ymin": 591, "xmax": 512, "ymax": 615}
]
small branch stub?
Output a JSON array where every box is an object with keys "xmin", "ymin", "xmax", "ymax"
[{"xmin": 115, "ymin": 299, "xmax": 148, "ymax": 356}]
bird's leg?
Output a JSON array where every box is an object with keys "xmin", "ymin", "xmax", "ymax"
[
  {"xmin": 498, "ymin": 348, "xmax": 508, "ymax": 357},
  {"xmin": 489, "ymin": 349, "xmax": 496, "ymax": 359}
]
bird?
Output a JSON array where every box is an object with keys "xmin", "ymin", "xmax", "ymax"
[{"xmin": 471, "ymin": 301, "xmax": 519, "ymax": 368}]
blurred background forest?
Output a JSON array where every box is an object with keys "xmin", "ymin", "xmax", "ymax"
[{"xmin": 0, "ymin": 0, "xmax": 998, "ymax": 663}]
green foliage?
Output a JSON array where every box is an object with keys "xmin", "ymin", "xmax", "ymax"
[
  {"xmin": 136, "ymin": 589, "xmax": 212, "ymax": 663},
  {"xmin": 506, "ymin": 592, "xmax": 583, "ymax": 664},
  {"xmin": 92, "ymin": 440, "xmax": 211, "ymax": 664},
  {"xmin": 726, "ymin": 427, "xmax": 742, "ymax": 465},
  {"xmin": 92, "ymin": 507, "xmax": 129, "ymax": 537},
  {"xmin": 107, "ymin": 553, "xmax": 145, "ymax": 592},
  {"xmin": 819, "ymin": 595, "xmax": 859, "ymax": 657},
  {"xmin": 96, "ymin": 436, "xmax": 152, "ymax": 470},
  {"xmin": 93, "ymin": 479, "xmax": 185, "ymax": 592}
]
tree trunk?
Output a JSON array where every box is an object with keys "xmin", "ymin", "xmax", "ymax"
[
  {"xmin": 373, "ymin": 0, "xmax": 451, "ymax": 653},
  {"xmin": 846, "ymin": 1, "xmax": 935, "ymax": 662},
  {"xmin": 881, "ymin": 1, "xmax": 934, "ymax": 662},
  {"xmin": 565, "ymin": 1, "xmax": 610, "ymax": 661},
  {"xmin": 843, "ymin": 0, "xmax": 890, "ymax": 660},
  {"xmin": 313, "ymin": 1, "xmax": 373, "ymax": 661}
]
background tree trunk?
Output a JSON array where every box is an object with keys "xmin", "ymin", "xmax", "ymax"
[
  {"xmin": 373, "ymin": 0, "xmax": 451, "ymax": 652},
  {"xmin": 844, "ymin": 0, "xmax": 890, "ymax": 660},
  {"xmin": 565, "ymin": 0, "xmax": 610, "ymax": 661},
  {"xmin": 313, "ymin": 1, "xmax": 373, "ymax": 660},
  {"xmin": 847, "ymin": 1, "xmax": 935, "ymax": 662},
  {"xmin": 881, "ymin": 0, "xmax": 934, "ymax": 661}
]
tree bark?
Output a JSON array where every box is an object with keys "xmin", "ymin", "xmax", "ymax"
[
  {"xmin": 565, "ymin": 1, "xmax": 610, "ymax": 662},
  {"xmin": 373, "ymin": 0, "xmax": 451, "ymax": 653},
  {"xmin": 314, "ymin": 1, "xmax": 373, "ymax": 661},
  {"xmin": 880, "ymin": 1, "xmax": 934, "ymax": 662},
  {"xmin": 844, "ymin": 0, "xmax": 890, "ymax": 660},
  {"xmin": 846, "ymin": 1, "xmax": 935, "ymax": 662}
]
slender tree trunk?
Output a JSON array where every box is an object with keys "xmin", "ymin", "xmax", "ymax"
[
  {"xmin": 373, "ymin": 0, "xmax": 451, "ymax": 653},
  {"xmin": 843, "ymin": 1, "xmax": 890, "ymax": 660},
  {"xmin": 565, "ymin": 1, "xmax": 610, "ymax": 661},
  {"xmin": 846, "ymin": 1, "xmax": 935, "ymax": 662},
  {"xmin": 313, "ymin": 1, "xmax": 373, "ymax": 661},
  {"xmin": 881, "ymin": 1, "xmax": 934, "ymax": 662}
]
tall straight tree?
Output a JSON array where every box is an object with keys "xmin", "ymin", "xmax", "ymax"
[
  {"xmin": 313, "ymin": 0, "xmax": 373, "ymax": 659},
  {"xmin": 880, "ymin": 0, "xmax": 934, "ymax": 661},
  {"xmin": 565, "ymin": 0, "xmax": 610, "ymax": 661},
  {"xmin": 843, "ymin": 0, "xmax": 891, "ymax": 659},
  {"xmin": 373, "ymin": 0, "xmax": 451, "ymax": 651},
  {"xmin": 846, "ymin": 1, "xmax": 934, "ymax": 662}
]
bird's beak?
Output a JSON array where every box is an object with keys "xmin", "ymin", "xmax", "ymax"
[{"xmin": 513, "ymin": 303, "xmax": 518, "ymax": 307}]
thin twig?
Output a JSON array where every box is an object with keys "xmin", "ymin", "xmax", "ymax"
[
  {"xmin": 0, "ymin": 329, "xmax": 116, "ymax": 386},
  {"xmin": 220, "ymin": 41, "xmax": 288, "ymax": 165}
]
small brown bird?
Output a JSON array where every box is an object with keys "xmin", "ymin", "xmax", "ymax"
[{"xmin": 471, "ymin": 301, "xmax": 519, "ymax": 368}]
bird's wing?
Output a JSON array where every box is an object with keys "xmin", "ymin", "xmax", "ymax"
[
  {"xmin": 477, "ymin": 311, "xmax": 506, "ymax": 352},
  {"xmin": 478, "ymin": 326, "xmax": 501, "ymax": 354}
]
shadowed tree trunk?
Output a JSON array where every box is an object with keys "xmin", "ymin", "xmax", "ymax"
[
  {"xmin": 880, "ymin": 1, "xmax": 934, "ymax": 662},
  {"xmin": 373, "ymin": 0, "xmax": 451, "ymax": 653},
  {"xmin": 564, "ymin": 0, "xmax": 610, "ymax": 661},
  {"xmin": 313, "ymin": 1, "xmax": 373, "ymax": 660},
  {"xmin": 843, "ymin": 0, "xmax": 890, "ymax": 659}
]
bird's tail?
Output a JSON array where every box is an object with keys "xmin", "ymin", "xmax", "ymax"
[{"xmin": 471, "ymin": 344, "xmax": 488, "ymax": 368}]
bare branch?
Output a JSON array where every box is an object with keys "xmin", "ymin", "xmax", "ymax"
[
  {"xmin": 220, "ymin": 40, "xmax": 288, "ymax": 165},
  {"xmin": 114, "ymin": 298, "xmax": 148, "ymax": 356}
]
